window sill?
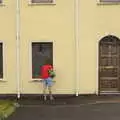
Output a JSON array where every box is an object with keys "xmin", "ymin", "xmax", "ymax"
[
  {"xmin": 29, "ymin": 79, "xmax": 43, "ymax": 83},
  {"xmin": 0, "ymin": 4, "xmax": 5, "ymax": 7},
  {"xmin": 0, "ymin": 80, "xmax": 7, "ymax": 82},
  {"xmin": 97, "ymin": 2, "xmax": 120, "ymax": 5},
  {"xmin": 29, "ymin": 79, "xmax": 56, "ymax": 83}
]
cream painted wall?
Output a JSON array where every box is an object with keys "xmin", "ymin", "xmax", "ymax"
[
  {"xmin": 0, "ymin": 0, "xmax": 17, "ymax": 93},
  {"xmin": 20, "ymin": 0, "xmax": 76, "ymax": 94},
  {"xmin": 0, "ymin": 0, "xmax": 120, "ymax": 95},
  {"xmin": 79, "ymin": 0, "xmax": 120, "ymax": 94}
]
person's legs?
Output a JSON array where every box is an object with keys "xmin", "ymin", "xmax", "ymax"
[
  {"xmin": 47, "ymin": 77, "xmax": 54, "ymax": 100},
  {"xmin": 48, "ymin": 86, "xmax": 54, "ymax": 100},
  {"xmin": 43, "ymin": 80, "xmax": 47, "ymax": 101}
]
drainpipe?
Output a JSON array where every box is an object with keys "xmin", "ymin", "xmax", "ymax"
[
  {"xmin": 16, "ymin": 0, "xmax": 20, "ymax": 99},
  {"xmin": 74, "ymin": 0, "xmax": 79, "ymax": 96}
]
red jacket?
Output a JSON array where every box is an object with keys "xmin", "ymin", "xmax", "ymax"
[{"xmin": 41, "ymin": 64, "xmax": 53, "ymax": 79}]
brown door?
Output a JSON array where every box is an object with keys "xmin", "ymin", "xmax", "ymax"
[{"xmin": 99, "ymin": 35, "xmax": 120, "ymax": 92}]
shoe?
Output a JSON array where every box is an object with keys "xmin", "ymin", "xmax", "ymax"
[
  {"xmin": 43, "ymin": 95, "xmax": 47, "ymax": 101},
  {"xmin": 50, "ymin": 95, "xmax": 54, "ymax": 101}
]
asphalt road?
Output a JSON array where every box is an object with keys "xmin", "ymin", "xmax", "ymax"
[{"xmin": 8, "ymin": 101, "xmax": 120, "ymax": 120}]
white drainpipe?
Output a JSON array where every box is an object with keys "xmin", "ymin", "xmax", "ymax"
[
  {"xmin": 16, "ymin": 0, "xmax": 20, "ymax": 99},
  {"xmin": 74, "ymin": 0, "xmax": 79, "ymax": 96}
]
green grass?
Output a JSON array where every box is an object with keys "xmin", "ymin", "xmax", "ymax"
[{"xmin": 0, "ymin": 100, "xmax": 18, "ymax": 120}]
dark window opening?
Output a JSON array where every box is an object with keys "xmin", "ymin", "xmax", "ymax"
[
  {"xmin": 32, "ymin": 42, "xmax": 53, "ymax": 79},
  {"xmin": 0, "ymin": 0, "xmax": 2, "ymax": 4},
  {"xmin": 100, "ymin": 0, "xmax": 120, "ymax": 2},
  {"xmin": 31, "ymin": 0, "xmax": 54, "ymax": 3},
  {"xmin": 0, "ymin": 43, "xmax": 3, "ymax": 79}
]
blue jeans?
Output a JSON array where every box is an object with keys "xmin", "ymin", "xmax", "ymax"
[{"xmin": 43, "ymin": 77, "xmax": 53, "ymax": 87}]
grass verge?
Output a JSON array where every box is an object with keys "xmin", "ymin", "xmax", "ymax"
[{"xmin": 0, "ymin": 100, "xmax": 18, "ymax": 120}]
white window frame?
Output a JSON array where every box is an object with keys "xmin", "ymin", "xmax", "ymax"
[
  {"xmin": 0, "ymin": 41, "xmax": 5, "ymax": 81},
  {"xmin": 97, "ymin": 0, "xmax": 120, "ymax": 4},
  {"xmin": 28, "ymin": 0, "xmax": 56, "ymax": 5},
  {"xmin": 29, "ymin": 40, "xmax": 54, "ymax": 81}
]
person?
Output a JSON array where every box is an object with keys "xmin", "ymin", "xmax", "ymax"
[{"xmin": 41, "ymin": 63, "xmax": 56, "ymax": 101}]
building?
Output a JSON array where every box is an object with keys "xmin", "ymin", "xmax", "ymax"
[{"xmin": 0, "ymin": 0, "xmax": 120, "ymax": 98}]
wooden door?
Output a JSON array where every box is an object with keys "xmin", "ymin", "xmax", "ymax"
[{"xmin": 99, "ymin": 35, "xmax": 120, "ymax": 92}]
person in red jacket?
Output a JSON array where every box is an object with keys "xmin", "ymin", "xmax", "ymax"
[{"xmin": 41, "ymin": 63, "xmax": 55, "ymax": 101}]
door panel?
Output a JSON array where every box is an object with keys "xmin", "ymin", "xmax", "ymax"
[{"xmin": 99, "ymin": 36, "xmax": 120, "ymax": 92}]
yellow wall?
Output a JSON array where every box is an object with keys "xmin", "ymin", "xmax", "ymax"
[
  {"xmin": 0, "ymin": 0, "xmax": 16, "ymax": 93},
  {"xmin": 79, "ymin": 0, "xmax": 120, "ymax": 94},
  {"xmin": 0, "ymin": 0, "xmax": 120, "ymax": 95},
  {"xmin": 20, "ymin": 0, "xmax": 75, "ymax": 94}
]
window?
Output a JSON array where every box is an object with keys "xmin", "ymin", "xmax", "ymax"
[
  {"xmin": 32, "ymin": 42, "xmax": 53, "ymax": 79},
  {"xmin": 0, "ymin": 43, "xmax": 3, "ymax": 79},
  {"xmin": 100, "ymin": 0, "xmax": 120, "ymax": 2},
  {"xmin": 0, "ymin": 0, "xmax": 2, "ymax": 4},
  {"xmin": 31, "ymin": 0, "xmax": 54, "ymax": 4}
]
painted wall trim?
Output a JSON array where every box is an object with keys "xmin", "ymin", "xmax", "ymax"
[
  {"xmin": 74, "ymin": 0, "xmax": 80, "ymax": 96},
  {"xmin": 16, "ymin": 0, "xmax": 20, "ymax": 99},
  {"xmin": 96, "ymin": 39, "xmax": 99, "ymax": 95}
]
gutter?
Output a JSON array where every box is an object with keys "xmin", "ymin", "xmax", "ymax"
[
  {"xmin": 16, "ymin": 0, "xmax": 20, "ymax": 99},
  {"xmin": 74, "ymin": 0, "xmax": 80, "ymax": 96}
]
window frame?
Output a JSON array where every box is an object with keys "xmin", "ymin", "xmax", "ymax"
[
  {"xmin": 29, "ymin": 0, "xmax": 56, "ymax": 5},
  {"xmin": 29, "ymin": 40, "xmax": 54, "ymax": 81},
  {"xmin": 0, "ymin": 41, "xmax": 5, "ymax": 81},
  {"xmin": 0, "ymin": 0, "xmax": 2, "ymax": 4},
  {"xmin": 97, "ymin": 0, "xmax": 120, "ymax": 4},
  {"xmin": 0, "ymin": 0, "xmax": 5, "ymax": 6}
]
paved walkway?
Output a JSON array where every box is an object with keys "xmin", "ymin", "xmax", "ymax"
[{"xmin": 8, "ymin": 95, "xmax": 120, "ymax": 120}]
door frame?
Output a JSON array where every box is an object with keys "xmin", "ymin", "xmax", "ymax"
[{"xmin": 98, "ymin": 35, "xmax": 120, "ymax": 94}]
